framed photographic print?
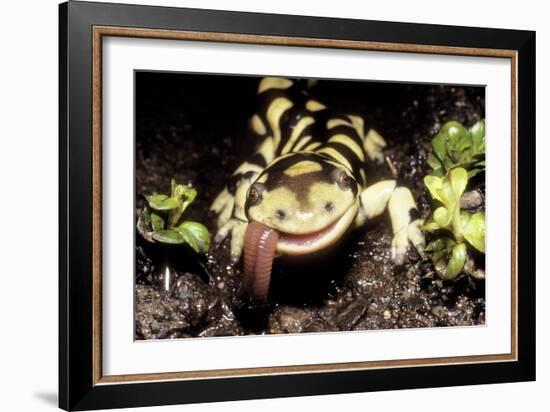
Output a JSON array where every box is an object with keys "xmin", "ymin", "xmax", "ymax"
[{"xmin": 59, "ymin": 1, "xmax": 536, "ymax": 410}]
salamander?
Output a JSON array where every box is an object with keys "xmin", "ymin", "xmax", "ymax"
[{"xmin": 211, "ymin": 77, "xmax": 425, "ymax": 300}]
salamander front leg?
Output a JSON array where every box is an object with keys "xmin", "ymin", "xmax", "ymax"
[
  {"xmin": 387, "ymin": 186, "xmax": 425, "ymax": 265},
  {"xmin": 214, "ymin": 217, "xmax": 248, "ymax": 263},
  {"xmin": 363, "ymin": 129, "xmax": 387, "ymax": 163},
  {"xmin": 211, "ymin": 171, "xmax": 259, "ymax": 262},
  {"xmin": 357, "ymin": 180, "xmax": 425, "ymax": 265}
]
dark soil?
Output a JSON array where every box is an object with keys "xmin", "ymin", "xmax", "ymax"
[{"xmin": 134, "ymin": 72, "xmax": 485, "ymax": 340}]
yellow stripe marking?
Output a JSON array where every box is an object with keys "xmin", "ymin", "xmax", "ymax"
[
  {"xmin": 250, "ymin": 114, "xmax": 266, "ymax": 135},
  {"xmin": 292, "ymin": 135, "xmax": 312, "ymax": 152},
  {"xmin": 328, "ymin": 134, "xmax": 365, "ymax": 161},
  {"xmin": 258, "ymin": 77, "xmax": 293, "ymax": 94},
  {"xmin": 327, "ymin": 118, "xmax": 353, "ymax": 129},
  {"xmin": 283, "ymin": 161, "xmax": 323, "ymax": 176},
  {"xmin": 257, "ymin": 137, "xmax": 276, "ymax": 164},
  {"xmin": 360, "ymin": 168, "xmax": 367, "ymax": 184},
  {"xmin": 281, "ymin": 116, "xmax": 315, "ymax": 154},
  {"xmin": 305, "ymin": 100, "xmax": 326, "ymax": 112},
  {"xmin": 365, "ymin": 128, "xmax": 387, "ymax": 146},
  {"xmin": 347, "ymin": 115, "xmax": 365, "ymax": 137},
  {"xmin": 232, "ymin": 161, "xmax": 264, "ymax": 176},
  {"xmin": 316, "ymin": 147, "xmax": 353, "ymax": 171},
  {"xmin": 303, "ymin": 141, "xmax": 322, "ymax": 151},
  {"xmin": 267, "ymin": 97, "xmax": 293, "ymax": 148}
]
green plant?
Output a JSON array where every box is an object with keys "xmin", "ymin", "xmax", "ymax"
[
  {"xmin": 423, "ymin": 172, "xmax": 485, "ymax": 279},
  {"xmin": 422, "ymin": 120, "xmax": 486, "ymax": 281},
  {"xmin": 427, "ymin": 119, "xmax": 485, "ymax": 178},
  {"xmin": 137, "ymin": 179, "xmax": 211, "ymax": 253}
]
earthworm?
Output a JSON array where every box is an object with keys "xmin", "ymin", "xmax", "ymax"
[
  {"xmin": 243, "ymin": 221, "xmax": 279, "ymax": 300},
  {"xmin": 243, "ymin": 221, "xmax": 262, "ymax": 292}
]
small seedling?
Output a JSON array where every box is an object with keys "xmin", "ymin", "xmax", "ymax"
[
  {"xmin": 427, "ymin": 119, "xmax": 485, "ymax": 178},
  {"xmin": 137, "ymin": 179, "xmax": 211, "ymax": 253},
  {"xmin": 423, "ymin": 168, "xmax": 485, "ymax": 279},
  {"xmin": 423, "ymin": 119, "xmax": 486, "ymax": 281}
]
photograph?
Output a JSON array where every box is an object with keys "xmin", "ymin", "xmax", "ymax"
[{"xmin": 134, "ymin": 72, "xmax": 487, "ymax": 340}]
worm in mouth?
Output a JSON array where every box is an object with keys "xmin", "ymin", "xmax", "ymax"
[{"xmin": 243, "ymin": 221, "xmax": 279, "ymax": 300}]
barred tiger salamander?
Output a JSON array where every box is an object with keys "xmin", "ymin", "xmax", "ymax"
[{"xmin": 211, "ymin": 77, "xmax": 425, "ymax": 300}]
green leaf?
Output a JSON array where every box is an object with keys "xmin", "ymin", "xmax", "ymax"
[
  {"xmin": 467, "ymin": 168, "xmax": 483, "ymax": 178},
  {"xmin": 424, "ymin": 175, "xmax": 444, "ymax": 202},
  {"xmin": 177, "ymin": 227, "xmax": 199, "ymax": 251},
  {"xmin": 147, "ymin": 194, "xmax": 181, "ymax": 211},
  {"xmin": 423, "ymin": 221, "xmax": 442, "ymax": 232},
  {"xmin": 175, "ymin": 221, "xmax": 211, "ymax": 253},
  {"xmin": 136, "ymin": 207, "xmax": 154, "ymax": 242},
  {"xmin": 171, "ymin": 180, "xmax": 197, "ymax": 208},
  {"xmin": 437, "ymin": 178, "xmax": 456, "ymax": 207},
  {"xmin": 427, "ymin": 153, "xmax": 443, "ymax": 170},
  {"xmin": 426, "ymin": 238, "xmax": 455, "ymax": 262},
  {"xmin": 430, "ymin": 168, "xmax": 445, "ymax": 178},
  {"xmin": 434, "ymin": 258, "xmax": 448, "ymax": 278},
  {"xmin": 445, "ymin": 242, "xmax": 467, "ymax": 280},
  {"xmin": 432, "ymin": 131, "xmax": 454, "ymax": 170},
  {"xmin": 170, "ymin": 178, "xmax": 178, "ymax": 197},
  {"xmin": 444, "ymin": 120, "xmax": 470, "ymax": 146},
  {"xmin": 181, "ymin": 187, "xmax": 197, "ymax": 209},
  {"xmin": 425, "ymin": 238, "xmax": 443, "ymax": 252},
  {"xmin": 138, "ymin": 207, "xmax": 151, "ymax": 230},
  {"xmin": 167, "ymin": 182, "xmax": 197, "ymax": 228},
  {"xmin": 434, "ymin": 206, "xmax": 452, "ymax": 228},
  {"xmin": 150, "ymin": 212, "xmax": 165, "ymax": 232},
  {"xmin": 442, "ymin": 121, "xmax": 472, "ymax": 164},
  {"xmin": 423, "ymin": 215, "xmax": 440, "ymax": 232},
  {"xmin": 152, "ymin": 229, "xmax": 185, "ymax": 244},
  {"xmin": 470, "ymin": 120, "xmax": 486, "ymax": 154},
  {"xmin": 148, "ymin": 194, "xmax": 168, "ymax": 203},
  {"xmin": 460, "ymin": 210, "xmax": 471, "ymax": 227},
  {"xmin": 449, "ymin": 167, "xmax": 468, "ymax": 200},
  {"xmin": 463, "ymin": 212, "xmax": 486, "ymax": 253},
  {"xmin": 425, "ymin": 168, "xmax": 469, "ymax": 237}
]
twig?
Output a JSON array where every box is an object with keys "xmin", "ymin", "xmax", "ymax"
[{"xmin": 385, "ymin": 156, "xmax": 398, "ymax": 178}]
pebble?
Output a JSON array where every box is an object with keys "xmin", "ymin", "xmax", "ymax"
[{"xmin": 461, "ymin": 190, "xmax": 484, "ymax": 209}]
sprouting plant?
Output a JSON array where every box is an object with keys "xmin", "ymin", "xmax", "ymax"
[
  {"xmin": 137, "ymin": 179, "xmax": 211, "ymax": 253},
  {"xmin": 422, "ymin": 118, "xmax": 486, "ymax": 281},
  {"xmin": 427, "ymin": 119, "xmax": 485, "ymax": 178},
  {"xmin": 423, "ymin": 168, "xmax": 485, "ymax": 280}
]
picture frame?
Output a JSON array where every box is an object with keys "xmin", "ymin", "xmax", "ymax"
[{"xmin": 59, "ymin": 1, "xmax": 536, "ymax": 410}]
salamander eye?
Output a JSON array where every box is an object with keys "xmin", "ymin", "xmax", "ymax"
[
  {"xmin": 332, "ymin": 169, "xmax": 352, "ymax": 190},
  {"xmin": 247, "ymin": 183, "xmax": 265, "ymax": 206}
]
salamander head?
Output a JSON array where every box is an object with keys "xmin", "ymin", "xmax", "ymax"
[{"xmin": 245, "ymin": 152, "xmax": 360, "ymax": 255}]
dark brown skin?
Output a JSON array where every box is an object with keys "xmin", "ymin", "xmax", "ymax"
[{"xmin": 243, "ymin": 221, "xmax": 279, "ymax": 300}]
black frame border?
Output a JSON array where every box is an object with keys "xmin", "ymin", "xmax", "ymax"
[{"xmin": 59, "ymin": 1, "xmax": 535, "ymax": 410}]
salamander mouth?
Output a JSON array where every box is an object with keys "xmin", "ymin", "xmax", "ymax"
[
  {"xmin": 242, "ymin": 202, "xmax": 358, "ymax": 300},
  {"xmin": 276, "ymin": 202, "xmax": 359, "ymax": 255}
]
